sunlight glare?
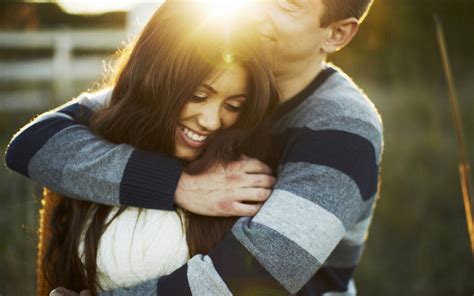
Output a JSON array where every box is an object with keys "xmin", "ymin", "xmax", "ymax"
[
  {"xmin": 206, "ymin": 0, "xmax": 253, "ymax": 19},
  {"xmin": 198, "ymin": 0, "xmax": 256, "ymax": 24}
]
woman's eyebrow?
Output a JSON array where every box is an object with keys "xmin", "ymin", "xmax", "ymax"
[
  {"xmin": 201, "ymin": 84, "xmax": 217, "ymax": 94},
  {"xmin": 227, "ymin": 94, "xmax": 248, "ymax": 100},
  {"xmin": 201, "ymin": 84, "xmax": 247, "ymax": 99}
]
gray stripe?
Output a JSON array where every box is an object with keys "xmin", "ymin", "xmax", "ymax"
[
  {"xmin": 187, "ymin": 255, "xmax": 232, "ymax": 296},
  {"xmin": 14, "ymin": 89, "xmax": 110, "ymax": 138},
  {"xmin": 232, "ymin": 218, "xmax": 321, "ymax": 294},
  {"xmin": 276, "ymin": 162, "xmax": 367, "ymax": 227},
  {"xmin": 322, "ymin": 208, "xmax": 374, "ymax": 267},
  {"xmin": 77, "ymin": 88, "xmax": 112, "ymax": 111},
  {"xmin": 344, "ymin": 214, "xmax": 373, "ymax": 246},
  {"xmin": 253, "ymin": 189, "xmax": 344, "ymax": 265},
  {"xmin": 319, "ymin": 71, "xmax": 382, "ymax": 132},
  {"xmin": 359, "ymin": 195, "xmax": 377, "ymax": 221},
  {"xmin": 33, "ymin": 88, "xmax": 108, "ymax": 123},
  {"xmin": 29, "ymin": 125, "xmax": 133, "ymax": 205},
  {"xmin": 273, "ymin": 71, "xmax": 382, "ymax": 139}
]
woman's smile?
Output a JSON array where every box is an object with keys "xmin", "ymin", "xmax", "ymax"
[{"xmin": 178, "ymin": 125, "xmax": 209, "ymax": 149}]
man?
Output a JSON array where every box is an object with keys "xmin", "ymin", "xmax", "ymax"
[{"xmin": 5, "ymin": 0, "xmax": 382, "ymax": 295}]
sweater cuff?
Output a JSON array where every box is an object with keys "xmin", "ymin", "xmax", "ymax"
[{"xmin": 120, "ymin": 149, "xmax": 182, "ymax": 210}]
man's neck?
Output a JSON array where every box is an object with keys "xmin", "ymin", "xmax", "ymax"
[{"xmin": 275, "ymin": 55, "xmax": 326, "ymax": 103}]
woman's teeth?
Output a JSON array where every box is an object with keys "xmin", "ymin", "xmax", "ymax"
[{"xmin": 183, "ymin": 127, "xmax": 207, "ymax": 142}]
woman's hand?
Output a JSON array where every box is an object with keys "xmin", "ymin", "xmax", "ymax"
[{"xmin": 175, "ymin": 156, "xmax": 275, "ymax": 216}]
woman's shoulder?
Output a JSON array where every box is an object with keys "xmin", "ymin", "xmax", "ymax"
[{"xmin": 94, "ymin": 207, "xmax": 189, "ymax": 290}]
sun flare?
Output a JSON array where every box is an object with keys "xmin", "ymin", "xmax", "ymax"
[
  {"xmin": 55, "ymin": 0, "xmax": 259, "ymax": 17},
  {"xmin": 203, "ymin": 0, "xmax": 255, "ymax": 21}
]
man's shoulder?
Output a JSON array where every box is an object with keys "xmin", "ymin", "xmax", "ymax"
[
  {"xmin": 284, "ymin": 66, "xmax": 382, "ymax": 133},
  {"xmin": 75, "ymin": 87, "xmax": 113, "ymax": 111},
  {"xmin": 278, "ymin": 66, "xmax": 384, "ymax": 161}
]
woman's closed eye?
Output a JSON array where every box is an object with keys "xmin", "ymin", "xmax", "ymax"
[
  {"xmin": 191, "ymin": 91, "xmax": 208, "ymax": 102},
  {"xmin": 224, "ymin": 102, "xmax": 244, "ymax": 113}
]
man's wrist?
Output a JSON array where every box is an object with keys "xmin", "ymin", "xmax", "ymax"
[
  {"xmin": 120, "ymin": 150, "xmax": 182, "ymax": 210},
  {"xmin": 174, "ymin": 171, "xmax": 191, "ymax": 208}
]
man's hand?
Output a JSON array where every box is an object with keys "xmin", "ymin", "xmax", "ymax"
[
  {"xmin": 175, "ymin": 156, "xmax": 275, "ymax": 216},
  {"xmin": 49, "ymin": 287, "xmax": 91, "ymax": 296}
]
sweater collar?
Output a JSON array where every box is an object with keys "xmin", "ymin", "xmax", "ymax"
[{"xmin": 271, "ymin": 66, "xmax": 336, "ymax": 121}]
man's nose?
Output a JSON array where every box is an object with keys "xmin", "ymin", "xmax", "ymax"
[{"xmin": 197, "ymin": 104, "xmax": 222, "ymax": 132}]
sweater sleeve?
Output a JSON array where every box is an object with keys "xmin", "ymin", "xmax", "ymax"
[
  {"xmin": 95, "ymin": 114, "xmax": 382, "ymax": 295},
  {"xmin": 4, "ymin": 89, "xmax": 181, "ymax": 210}
]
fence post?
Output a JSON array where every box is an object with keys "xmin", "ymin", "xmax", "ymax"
[{"xmin": 52, "ymin": 31, "xmax": 73, "ymax": 101}]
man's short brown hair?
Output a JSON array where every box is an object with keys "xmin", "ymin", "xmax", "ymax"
[{"xmin": 320, "ymin": 0, "xmax": 374, "ymax": 27}]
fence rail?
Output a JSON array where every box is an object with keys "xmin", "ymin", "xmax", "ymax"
[
  {"xmin": 0, "ymin": 29, "xmax": 127, "ymax": 50},
  {"xmin": 0, "ymin": 29, "xmax": 127, "ymax": 110}
]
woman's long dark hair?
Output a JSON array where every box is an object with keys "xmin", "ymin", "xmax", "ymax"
[{"xmin": 37, "ymin": 2, "xmax": 279, "ymax": 295}]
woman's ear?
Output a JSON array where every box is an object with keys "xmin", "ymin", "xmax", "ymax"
[{"xmin": 321, "ymin": 17, "xmax": 359, "ymax": 54}]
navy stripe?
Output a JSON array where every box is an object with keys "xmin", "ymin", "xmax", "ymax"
[
  {"xmin": 58, "ymin": 103, "xmax": 94, "ymax": 125},
  {"xmin": 278, "ymin": 128, "xmax": 378, "ymax": 201},
  {"xmin": 297, "ymin": 267, "xmax": 356, "ymax": 295},
  {"xmin": 208, "ymin": 232, "xmax": 288, "ymax": 295},
  {"xmin": 157, "ymin": 263, "xmax": 191, "ymax": 295},
  {"xmin": 5, "ymin": 117, "xmax": 76, "ymax": 177},
  {"xmin": 120, "ymin": 150, "xmax": 181, "ymax": 210}
]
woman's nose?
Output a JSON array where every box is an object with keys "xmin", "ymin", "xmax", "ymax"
[{"xmin": 197, "ymin": 104, "xmax": 222, "ymax": 132}]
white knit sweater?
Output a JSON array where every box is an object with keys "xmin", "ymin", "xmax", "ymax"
[{"xmin": 78, "ymin": 207, "xmax": 190, "ymax": 291}]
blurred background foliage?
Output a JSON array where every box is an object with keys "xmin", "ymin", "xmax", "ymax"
[{"xmin": 1, "ymin": 0, "xmax": 473, "ymax": 295}]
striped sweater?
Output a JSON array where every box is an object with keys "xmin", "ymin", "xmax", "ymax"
[{"xmin": 5, "ymin": 65, "xmax": 383, "ymax": 295}]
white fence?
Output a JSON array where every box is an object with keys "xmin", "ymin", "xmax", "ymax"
[{"xmin": 0, "ymin": 29, "xmax": 127, "ymax": 111}]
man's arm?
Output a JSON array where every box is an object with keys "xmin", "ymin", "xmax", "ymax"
[
  {"xmin": 4, "ymin": 89, "xmax": 180, "ymax": 210},
  {"xmin": 6, "ymin": 90, "xmax": 181, "ymax": 210},
  {"xmin": 95, "ymin": 114, "xmax": 383, "ymax": 295},
  {"xmin": 4, "ymin": 89, "xmax": 274, "ymax": 214}
]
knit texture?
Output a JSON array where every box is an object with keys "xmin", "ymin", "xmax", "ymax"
[
  {"xmin": 5, "ymin": 88, "xmax": 181, "ymax": 210},
  {"xmin": 77, "ymin": 207, "xmax": 189, "ymax": 290},
  {"xmin": 4, "ymin": 65, "xmax": 383, "ymax": 295},
  {"xmin": 104, "ymin": 66, "xmax": 383, "ymax": 295}
]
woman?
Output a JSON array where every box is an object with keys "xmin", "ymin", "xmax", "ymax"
[{"xmin": 38, "ymin": 1, "xmax": 279, "ymax": 295}]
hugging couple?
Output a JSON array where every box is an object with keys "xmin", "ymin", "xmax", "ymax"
[{"xmin": 5, "ymin": 0, "xmax": 383, "ymax": 295}]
